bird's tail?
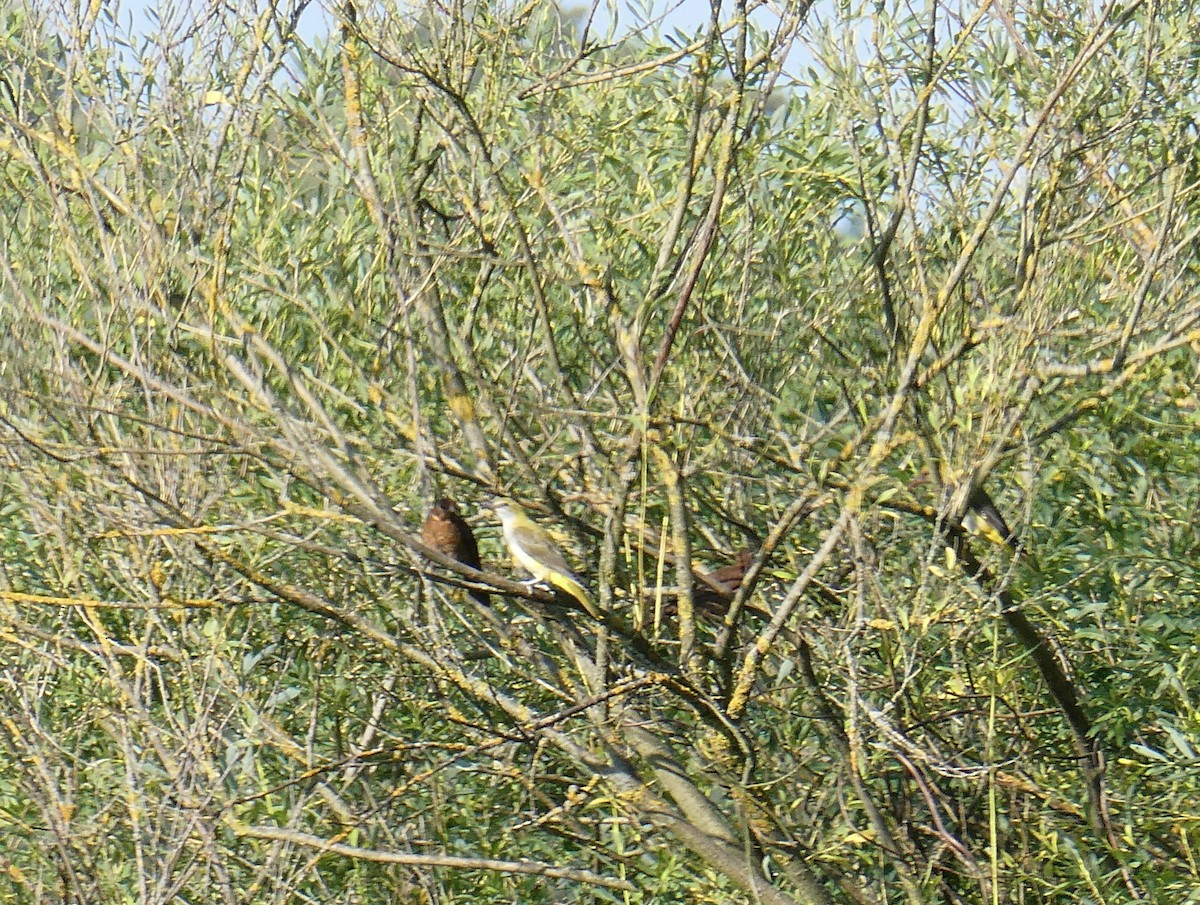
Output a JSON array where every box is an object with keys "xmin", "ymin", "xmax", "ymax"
[{"xmin": 551, "ymin": 572, "xmax": 601, "ymax": 620}]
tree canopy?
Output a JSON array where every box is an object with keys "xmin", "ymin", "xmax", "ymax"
[{"xmin": 1, "ymin": 0, "xmax": 1198, "ymax": 902}]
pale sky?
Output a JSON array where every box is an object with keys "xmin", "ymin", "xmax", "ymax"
[
  {"xmin": 110, "ymin": 0, "xmax": 724, "ymax": 46},
  {"xmin": 97, "ymin": 0, "xmax": 816, "ymax": 94}
]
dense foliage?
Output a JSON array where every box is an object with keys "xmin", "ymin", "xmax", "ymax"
[{"xmin": 1, "ymin": 0, "xmax": 1198, "ymax": 902}]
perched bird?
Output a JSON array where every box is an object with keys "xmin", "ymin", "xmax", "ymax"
[
  {"xmin": 651, "ymin": 549, "xmax": 768, "ymax": 622},
  {"xmin": 914, "ymin": 470, "xmax": 1021, "ymax": 553},
  {"xmin": 421, "ymin": 498, "xmax": 489, "ymax": 605},
  {"xmin": 492, "ymin": 500, "xmax": 599, "ymax": 619},
  {"xmin": 962, "ymin": 486, "xmax": 1020, "ymax": 552},
  {"xmin": 707, "ymin": 548, "xmax": 754, "ymax": 592},
  {"xmin": 694, "ymin": 549, "xmax": 753, "ymax": 610}
]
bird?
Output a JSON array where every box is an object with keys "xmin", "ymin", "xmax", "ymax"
[
  {"xmin": 492, "ymin": 499, "xmax": 599, "ymax": 619},
  {"xmin": 962, "ymin": 486, "xmax": 1020, "ymax": 552},
  {"xmin": 694, "ymin": 549, "xmax": 753, "ymax": 611},
  {"xmin": 421, "ymin": 497, "xmax": 489, "ymax": 605},
  {"xmin": 649, "ymin": 549, "xmax": 770, "ymax": 623},
  {"xmin": 913, "ymin": 470, "xmax": 1021, "ymax": 553},
  {"xmin": 706, "ymin": 548, "xmax": 754, "ymax": 591}
]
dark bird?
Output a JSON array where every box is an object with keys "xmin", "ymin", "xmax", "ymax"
[
  {"xmin": 421, "ymin": 498, "xmax": 489, "ymax": 605},
  {"xmin": 963, "ymin": 486, "xmax": 1020, "ymax": 553},
  {"xmin": 912, "ymin": 470, "xmax": 1021, "ymax": 553}
]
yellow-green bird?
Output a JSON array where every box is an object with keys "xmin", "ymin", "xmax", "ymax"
[{"xmin": 493, "ymin": 500, "xmax": 600, "ymax": 619}]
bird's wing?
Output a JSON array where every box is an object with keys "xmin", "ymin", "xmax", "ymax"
[
  {"xmin": 966, "ymin": 488, "xmax": 1018, "ymax": 550},
  {"xmin": 450, "ymin": 513, "xmax": 482, "ymax": 569},
  {"xmin": 512, "ymin": 524, "xmax": 578, "ymax": 578}
]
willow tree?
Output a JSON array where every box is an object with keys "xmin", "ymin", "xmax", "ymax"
[{"xmin": 1, "ymin": 0, "xmax": 1198, "ymax": 902}]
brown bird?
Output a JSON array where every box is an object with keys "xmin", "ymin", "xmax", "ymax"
[
  {"xmin": 651, "ymin": 549, "xmax": 759, "ymax": 621},
  {"xmin": 421, "ymin": 497, "xmax": 489, "ymax": 605},
  {"xmin": 695, "ymin": 549, "xmax": 756, "ymax": 617},
  {"xmin": 696, "ymin": 549, "xmax": 753, "ymax": 604}
]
